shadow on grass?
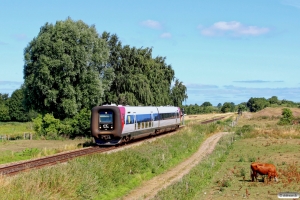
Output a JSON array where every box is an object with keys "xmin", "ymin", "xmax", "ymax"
[{"xmin": 78, "ymin": 140, "xmax": 97, "ymax": 147}]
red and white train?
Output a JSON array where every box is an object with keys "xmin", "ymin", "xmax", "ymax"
[{"xmin": 91, "ymin": 104, "xmax": 182, "ymax": 145}]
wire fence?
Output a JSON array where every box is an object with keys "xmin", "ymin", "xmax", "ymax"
[{"xmin": 0, "ymin": 133, "xmax": 33, "ymax": 141}]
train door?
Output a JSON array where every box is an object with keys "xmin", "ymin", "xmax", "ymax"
[
  {"xmin": 151, "ymin": 112, "xmax": 153, "ymax": 127},
  {"xmin": 134, "ymin": 112, "xmax": 137, "ymax": 130}
]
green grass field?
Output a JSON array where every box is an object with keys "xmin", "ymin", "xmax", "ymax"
[{"xmin": 0, "ymin": 122, "xmax": 33, "ymax": 137}]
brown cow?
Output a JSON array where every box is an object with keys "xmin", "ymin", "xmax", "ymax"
[{"xmin": 250, "ymin": 162, "xmax": 278, "ymax": 182}]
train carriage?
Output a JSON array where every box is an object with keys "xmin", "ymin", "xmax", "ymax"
[{"xmin": 91, "ymin": 104, "xmax": 181, "ymax": 145}]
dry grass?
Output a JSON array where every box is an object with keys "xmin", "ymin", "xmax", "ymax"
[
  {"xmin": 196, "ymin": 107, "xmax": 300, "ymax": 199},
  {"xmin": 198, "ymin": 138, "xmax": 300, "ymax": 200},
  {"xmin": 185, "ymin": 112, "xmax": 235, "ymax": 122}
]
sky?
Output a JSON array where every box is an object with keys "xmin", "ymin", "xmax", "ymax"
[{"xmin": 0, "ymin": 0, "xmax": 300, "ymax": 106}]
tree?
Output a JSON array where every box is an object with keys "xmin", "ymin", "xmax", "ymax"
[
  {"xmin": 221, "ymin": 102, "xmax": 235, "ymax": 113},
  {"xmin": 8, "ymin": 88, "xmax": 30, "ymax": 122},
  {"xmin": 0, "ymin": 93, "xmax": 10, "ymax": 121},
  {"xmin": 0, "ymin": 104, "xmax": 10, "ymax": 121},
  {"xmin": 246, "ymin": 97, "xmax": 270, "ymax": 112},
  {"xmin": 237, "ymin": 102, "xmax": 247, "ymax": 114},
  {"xmin": 171, "ymin": 79, "xmax": 188, "ymax": 106},
  {"xmin": 101, "ymin": 32, "xmax": 186, "ymax": 106},
  {"xmin": 268, "ymin": 96, "xmax": 279, "ymax": 105},
  {"xmin": 201, "ymin": 102, "xmax": 212, "ymax": 107},
  {"xmin": 23, "ymin": 18, "xmax": 109, "ymax": 119}
]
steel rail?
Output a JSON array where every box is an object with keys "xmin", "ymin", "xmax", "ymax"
[{"xmin": 0, "ymin": 146, "xmax": 116, "ymax": 176}]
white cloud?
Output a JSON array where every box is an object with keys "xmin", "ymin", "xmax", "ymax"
[
  {"xmin": 199, "ymin": 21, "xmax": 270, "ymax": 37},
  {"xmin": 160, "ymin": 32, "xmax": 172, "ymax": 38},
  {"xmin": 141, "ymin": 20, "xmax": 162, "ymax": 29}
]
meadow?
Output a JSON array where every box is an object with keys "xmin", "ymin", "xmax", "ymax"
[
  {"xmin": 153, "ymin": 108, "xmax": 300, "ymax": 200},
  {"xmin": 0, "ymin": 122, "xmax": 33, "ymax": 139},
  {"xmin": 0, "ymin": 108, "xmax": 300, "ymax": 200}
]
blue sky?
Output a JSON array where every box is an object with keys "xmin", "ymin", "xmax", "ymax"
[{"xmin": 0, "ymin": 0, "xmax": 299, "ymax": 106}]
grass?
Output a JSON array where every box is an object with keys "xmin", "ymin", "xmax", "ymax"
[
  {"xmin": 0, "ymin": 122, "xmax": 223, "ymax": 200},
  {"xmin": 0, "ymin": 122, "xmax": 34, "ymax": 138},
  {"xmin": 0, "ymin": 138, "xmax": 93, "ymax": 164},
  {"xmin": 153, "ymin": 109, "xmax": 300, "ymax": 200},
  {"xmin": 194, "ymin": 137, "xmax": 300, "ymax": 200},
  {"xmin": 152, "ymin": 133, "xmax": 235, "ymax": 200},
  {"xmin": 1, "ymin": 108, "xmax": 300, "ymax": 199},
  {"xmin": 152, "ymin": 134, "xmax": 300, "ymax": 200}
]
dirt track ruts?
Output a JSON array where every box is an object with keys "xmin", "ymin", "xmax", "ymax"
[{"xmin": 121, "ymin": 131, "xmax": 230, "ymax": 200}]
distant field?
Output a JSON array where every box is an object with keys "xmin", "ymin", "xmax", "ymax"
[{"xmin": 0, "ymin": 122, "xmax": 33, "ymax": 136}]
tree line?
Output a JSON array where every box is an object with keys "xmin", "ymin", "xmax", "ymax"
[{"xmin": 182, "ymin": 96, "xmax": 300, "ymax": 115}]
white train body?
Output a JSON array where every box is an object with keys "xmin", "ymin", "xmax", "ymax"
[{"xmin": 91, "ymin": 105, "xmax": 181, "ymax": 145}]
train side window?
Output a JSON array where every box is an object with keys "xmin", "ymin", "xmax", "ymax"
[
  {"xmin": 126, "ymin": 115, "xmax": 135, "ymax": 124},
  {"xmin": 153, "ymin": 113, "xmax": 159, "ymax": 121}
]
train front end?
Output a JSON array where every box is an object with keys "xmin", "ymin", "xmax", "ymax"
[{"xmin": 91, "ymin": 105, "xmax": 124, "ymax": 145}]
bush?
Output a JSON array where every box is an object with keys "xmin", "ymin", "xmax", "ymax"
[
  {"xmin": 278, "ymin": 108, "xmax": 294, "ymax": 125},
  {"xmin": 33, "ymin": 114, "xmax": 60, "ymax": 139},
  {"xmin": 33, "ymin": 109, "xmax": 91, "ymax": 139}
]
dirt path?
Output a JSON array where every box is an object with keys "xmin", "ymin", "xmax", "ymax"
[{"xmin": 121, "ymin": 132, "xmax": 229, "ymax": 200}]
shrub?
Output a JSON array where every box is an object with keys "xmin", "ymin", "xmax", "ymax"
[
  {"xmin": 32, "ymin": 114, "xmax": 60, "ymax": 139},
  {"xmin": 278, "ymin": 108, "xmax": 294, "ymax": 125}
]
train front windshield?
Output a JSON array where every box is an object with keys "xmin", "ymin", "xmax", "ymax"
[{"xmin": 99, "ymin": 111, "xmax": 113, "ymax": 123}]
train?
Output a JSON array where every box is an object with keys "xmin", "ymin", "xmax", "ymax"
[{"xmin": 91, "ymin": 104, "xmax": 183, "ymax": 145}]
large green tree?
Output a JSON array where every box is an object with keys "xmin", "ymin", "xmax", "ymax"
[
  {"xmin": 23, "ymin": 18, "xmax": 109, "ymax": 119},
  {"xmin": 101, "ymin": 32, "xmax": 187, "ymax": 106}
]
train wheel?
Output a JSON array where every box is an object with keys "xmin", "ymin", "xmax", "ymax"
[{"xmin": 122, "ymin": 135, "xmax": 131, "ymax": 144}]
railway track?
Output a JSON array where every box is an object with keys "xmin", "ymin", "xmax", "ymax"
[
  {"xmin": 0, "ymin": 119, "xmax": 220, "ymax": 177},
  {"xmin": 0, "ymin": 146, "xmax": 116, "ymax": 176},
  {"xmin": 200, "ymin": 116, "xmax": 225, "ymax": 124}
]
